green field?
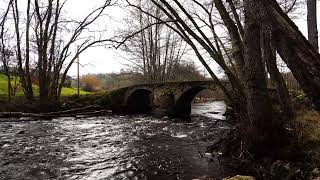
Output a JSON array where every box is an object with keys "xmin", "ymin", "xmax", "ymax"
[{"xmin": 0, "ymin": 74, "xmax": 90, "ymax": 98}]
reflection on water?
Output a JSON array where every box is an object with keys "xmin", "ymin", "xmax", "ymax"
[
  {"xmin": 191, "ymin": 101, "xmax": 226, "ymax": 120},
  {"xmin": 0, "ymin": 101, "xmax": 233, "ymax": 180}
]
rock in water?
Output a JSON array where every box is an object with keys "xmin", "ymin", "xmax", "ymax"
[{"xmin": 16, "ymin": 130, "xmax": 25, "ymax": 135}]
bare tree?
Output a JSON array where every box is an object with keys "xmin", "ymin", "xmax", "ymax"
[
  {"xmin": 11, "ymin": 0, "xmax": 34, "ymax": 100},
  {"xmin": 0, "ymin": 0, "xmax": 16, "ymax": 102},
  {"xmin": 5, "ymin": 0, "xmax": 114, "ymax": 103},
  {"xmin": 120, "ymin": 0, "xmax": 188, "ymax": 83}
]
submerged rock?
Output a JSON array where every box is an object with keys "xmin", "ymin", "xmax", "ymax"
[
  {"xmin": 223, "ymin": 106, "xmax": 234, "ymax": 116},
  {"xmin": 2, "ymin": 161, "xmax": 10, "ymax": 166},
  {"xmin": 16, "ymin": 130, "xmax": 25, "ymax": 135},
  {"xmin": 2, "ymin": 143, "xmax": 11, "ymax": 148}
]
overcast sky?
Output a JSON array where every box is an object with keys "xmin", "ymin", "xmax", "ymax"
[{"xmin": 65, "ymin": 0, "xmax": 320, "ymax": 78}]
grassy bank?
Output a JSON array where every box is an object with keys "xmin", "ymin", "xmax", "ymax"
[
  {"xmin": 0, "ymin": 74, "xmax": 90, "ymax": 99},
  {"xmin": 271, "ymin": 109, "xmax": 320, "ymax": 179}
]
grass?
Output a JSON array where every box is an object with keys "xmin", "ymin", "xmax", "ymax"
[
  {"xmin": 0, "ymin": 73, "xmax": 90, "ymax": 99},
  {"xmin": 295, "ymin": 109, "xmax": 320, "ymax": 142},
  {"xmin": 278, "ymin": 109, "xmax": 320, "ymax": 171},
  {"xmin": 60, "ymin": 87, "xmax": 91, "ymax": 96}
]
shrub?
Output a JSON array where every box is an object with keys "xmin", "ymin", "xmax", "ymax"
[{"xmin": 80, "ymin": 75, "xmax": 102, "ymax": 92}]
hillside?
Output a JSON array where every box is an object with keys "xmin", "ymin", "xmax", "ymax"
[{"xmin": 0, "ymin": 74, "xmax": 90, "ymax": 99}]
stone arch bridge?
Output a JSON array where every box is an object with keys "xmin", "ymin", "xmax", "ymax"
[{"xmin": 104, "ymin": 80, "xmax": 228, "ymax": 117}]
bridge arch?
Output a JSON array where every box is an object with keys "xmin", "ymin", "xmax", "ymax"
[
  {"xmin": 108, "ymin": 80, "xmax": 225, "ymax": 115},
  {"xmin": 173, "ymin": 86, "xmax": 207, "ymax": 117},
  {"xmin": 125, "ymin": 88, "xmax": 153, "ymax": 113}
]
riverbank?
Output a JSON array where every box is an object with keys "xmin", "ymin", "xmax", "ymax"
[
  {"xmin": 207, "ymin": 108, "xmax": 320, "ymax": 179},
  {"xmin": 0, "ymin": 94, "xmax": 112, "ymax": 120},
  {"xmin": 0, "ymin": 93, "xmax": 102, "ymax": 113}
]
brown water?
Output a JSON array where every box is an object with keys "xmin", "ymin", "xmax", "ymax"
[{"xmin": 0, "ymin": 101, "xmax": 235, "ymax": 180}]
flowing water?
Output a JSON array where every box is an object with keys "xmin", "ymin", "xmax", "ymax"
[{"xmin": 0, "ymin": 101, "xmax": 235, "ymax": 180}]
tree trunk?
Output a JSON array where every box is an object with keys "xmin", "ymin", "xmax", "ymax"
[
  {"xmin": 5, "ymin": 73, "xmax": 12, "ymax": 102},
  {"xmin": 12, "ymin": 0, "xmax": 33, "ymax": 100},
  {"xmin": 243, "ymin": 0, "xmax": 280, "ymax": 152},
  {"xmin": 307, "ymin": 0, "xmax": 318, "ymax": 51},
  {"xmin": 251, "ymin": 0, "xmax": 320, "ymax": 112},
  {"xmin": 25, "ymin": 0, "xmax": 34, "ymax": 100},
  {"xmin": 262, "ymin": 30, "xmax": 294, "ymax": 121}
]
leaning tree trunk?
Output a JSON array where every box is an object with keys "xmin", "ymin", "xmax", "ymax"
[
  {"xmin": 251, "ymin": 0, "xmax": 320, "ymax": 112},
  {"xmin": 243, "ymin": 0, "xmax": 280, "ymax": 153},
  {"xmin": 262, "ymin": 30, "xmax": 294, "ymax": 121},
  {"xmin": 307, "ymin": 0, "xmax": 318, "ymax": 51}
]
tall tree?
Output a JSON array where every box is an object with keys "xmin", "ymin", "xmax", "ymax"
[
  {"xmin": 11, "ymin": 0, "xmax": 34, "ymax": 100},
  {"xmin": 0, "ymin": 0, "xmax": 14, "ymax": 101},
  {"xmin": 243, "ymin": 0, "xmax": 277, "ymax": 150},
  {"xmin": 262, "ymin": 31, "xmax": 294, "ymax": 121}
]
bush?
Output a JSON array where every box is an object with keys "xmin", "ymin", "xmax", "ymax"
[{"xmin": 80, "ymin": 75, "xmax": 102, "ymax": 92}]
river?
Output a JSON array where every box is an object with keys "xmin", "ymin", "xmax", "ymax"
[{"xmin": 0, "ymin": 101, "xmax": 236, "ymax": 180}]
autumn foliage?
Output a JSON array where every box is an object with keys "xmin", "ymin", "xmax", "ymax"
[{"xmin": 80, "ymin": 75, "xmax": 102, "ymax": 92}]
